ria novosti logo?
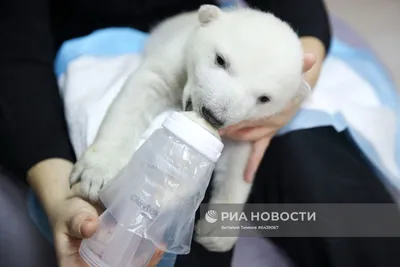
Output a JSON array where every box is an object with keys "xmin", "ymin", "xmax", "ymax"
[{"xmin": 205, "ymin": 210, "xmax": 218, "ymax": 223}]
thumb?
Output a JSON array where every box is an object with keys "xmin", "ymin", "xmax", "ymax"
[
  {"xmin": 67, "ymin": 211, "xmax": 98, "ymax": 239},
  {"xmin": 303, "ymin": 53, "xmax": 316, "ymax": 73}
]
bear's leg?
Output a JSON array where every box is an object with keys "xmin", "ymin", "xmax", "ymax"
[
  {"xmin": 195, "ymin": 139, "xmax": 253, "ymax": 252},
  {"xmin": 70, "ymin": 61, "xmax": 182, "ymax": 202},
  {"xmin": 208, "ymin": 139, "xmax": 253, "ymax": 205}
]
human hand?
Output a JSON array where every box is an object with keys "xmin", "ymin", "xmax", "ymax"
[
  {"xmin": 28, "ymin": 159, "xmax": 165, "ymax": 267},
  {"xmin": 50, "ymin": 194, "xmax": 100, "ymax": 267},
  {"xmin": 219, "ymin": 53, "xmax": 317, "ymax": 183},
  {"xmin": 50, "ymin": 188, "xmax": 165, "ymax": 267}
]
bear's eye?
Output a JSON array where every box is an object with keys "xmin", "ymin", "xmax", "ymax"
[
  {"xmin": 258, "ymin": 95, "xmax": 271, "ymax": 104},
  {"xmin": 215, "ymin": 53, "xmax": 228, "ymax": 69}
]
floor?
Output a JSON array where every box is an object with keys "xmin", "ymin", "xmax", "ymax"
[{"xmin": 324, "ymin": 0, "xmax": 400, "ymax": 90}]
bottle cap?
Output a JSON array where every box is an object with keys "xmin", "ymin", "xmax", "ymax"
[{"xmin": 162, "ymin": 111, "xmax": 224, "ymax": 162}]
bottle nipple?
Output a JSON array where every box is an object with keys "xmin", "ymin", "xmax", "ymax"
[{"xmin": 181, "ymin": 111, "xmax": 221, "ymax": 140}]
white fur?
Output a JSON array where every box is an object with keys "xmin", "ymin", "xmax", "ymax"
[{"xmin": 70, "ymin": 5, "xmax": 304, "ymax": 252}]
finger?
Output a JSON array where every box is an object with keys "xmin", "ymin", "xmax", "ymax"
[
  {"xmin": 67, "ymin": 211, "xmax": 98, "ymax": 239},
  {"xmin": 303, "ymin": 53, "xmax": 316, "ymax": 73},
  {"xmin": 146, "ymin": 249, "xmax": 165, "ymax": 267},
  {"xmin": 225, "ymin": 126, "xmax": 258, "ymax": 137},
  {"xmin": 238, "ymin": 126, "xmax": 271, "ymax": 142},
  {"xmin": 244, "ymin": 136, "xmax": 271, "ymax": 183},
  {"xmin": 226, "ymin": 126, "xmax": 273, "ymax": 142},
  {"xmin": 80, "ymin": 216, "xmax": 98, "ymax": 238},
  {"xmin": 222, "ymin": 121, "xmax": 255, "ymax": 135}
]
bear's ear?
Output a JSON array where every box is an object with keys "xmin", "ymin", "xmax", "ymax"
[{"xmin": 198, "ymin": 5, "xmax": 221, "ymax": 25}]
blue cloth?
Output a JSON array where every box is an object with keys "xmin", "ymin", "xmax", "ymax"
[
  {"xmin": 280, "ymin": 38, "xmax": 400, "ymax": 190},
  {"xmin": 54, "ymin": 27, "xmax": 400, "ymax": 186},
  {"xmin": 28, "ymin": 24, "xmax": 399, "ymax": 267}
]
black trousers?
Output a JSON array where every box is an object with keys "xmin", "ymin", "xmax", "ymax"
[{"xmin": 175, "ymin": 126, "xmax": 400, "ymax": 267}]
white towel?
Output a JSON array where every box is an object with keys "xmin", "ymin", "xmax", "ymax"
[{"xmin": 58, "ymin": 53, "xmax": 400, "ymax": 197}]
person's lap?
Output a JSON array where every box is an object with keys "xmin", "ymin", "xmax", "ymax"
[
  {"xmin": 175, "ymin": 126, "xmax": 400, "ymax": 267},
  {"xmin": 15, "ymin": 126, "xmax": 400, "ymax": 267},
  {"xmin": 0, "ymin": 168, "xmax": 57, "ymax": 267},
  {"xmin": 253, "ymin": 126, "xmax": 400, "ymax": 267}
]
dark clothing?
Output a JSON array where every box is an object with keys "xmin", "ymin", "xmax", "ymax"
[
  {"xmin": 2, "ymin": 127, "xmax": 399, "ymax": 267},
  {"xmin": 175, "ymin": 127, "xmax": 400, "ymax": 267},
  {"xmin": 0, "ymin": 0, "xmax": 331, "ymax": 177},
  {"xmin": 4, "ymin": 2, "xmax": 397, "ymax": 267},
  {"xmin": 0, "ymin": 167, "xmax": 57, "ymax": 267}
]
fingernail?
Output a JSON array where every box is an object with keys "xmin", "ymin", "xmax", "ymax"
[
  {"xmin": 80, "ymin": 219, "xmax": 94, "ymax": 237},
  {"xmin": 77, "ymin": 222, "xmax": 84, "ymax": 236}
]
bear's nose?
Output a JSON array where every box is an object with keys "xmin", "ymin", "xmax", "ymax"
[{"xmin": 201, "ymin": 106, "xmax": 224, "ymax": 128}]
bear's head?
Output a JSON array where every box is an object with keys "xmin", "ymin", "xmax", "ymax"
[{"xmin": 183, "ymin": 5, "xmax": 309, "ymax": 129}]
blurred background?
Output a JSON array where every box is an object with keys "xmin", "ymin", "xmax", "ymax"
[{"xmin": 325, "ymin": 0, "xmax": 399, "ymax": 89}]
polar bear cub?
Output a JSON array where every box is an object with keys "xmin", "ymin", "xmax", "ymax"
[{"xmin": 70, "ymin": 5, "xmax": 305, "ymax": 252}]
